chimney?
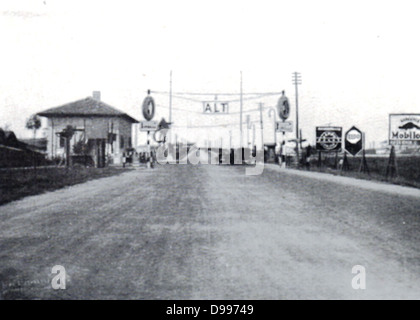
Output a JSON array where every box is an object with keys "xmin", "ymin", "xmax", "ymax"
[{"xmin": 92, "ymin": 91, "xmax": 101, "ymax": 101}]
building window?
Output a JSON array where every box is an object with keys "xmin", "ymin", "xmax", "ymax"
[
  {"xmin": 120, "ymin": 136, "xmax": 124, "ymax": 149},
  {"xmin": 128, "ymin": 137, "xmax": 132, "ymax": 148}
]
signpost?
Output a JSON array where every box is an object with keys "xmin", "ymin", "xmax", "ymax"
[
  {"xmin": 344, "ymin": 126, "xmax": 363, "ymax": 156},
  {"xmin": 141, "ymin": 91, "xmax": 156, "ymax": 168},
  {"xmin": 276, "ymin": 91, "xmax": 290, "ymax": 166}
]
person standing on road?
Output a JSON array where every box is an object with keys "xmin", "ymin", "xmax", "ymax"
[
  {"xmin": 305, "ymin": 145, "xmax": 312, "ymax": 170},
  {"xmin": 280, "ymin": 141, "xmax": 286, "ymax": 167},
  {"xmin": 122, "ymin": 152, "xmax": 127, "ymax": 168}
]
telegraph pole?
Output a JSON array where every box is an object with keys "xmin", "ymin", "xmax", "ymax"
[
  {"xmin": 169, "ymin": 70, "xmax": 173, "ymax": 124},
  {"xmin": 240, "ymin": 71, "xmax": 243, "ymax": 148},
  {"xmin": 246, "ymin": 115, "xmax": 250, "ymax": 148},
  {"xmin": 259, "ymin": 103, "xmax": 264, "ymax": 152},
  {"xmin": 292, "ymin": 72, "xmax": 302, "ymax": 163}
]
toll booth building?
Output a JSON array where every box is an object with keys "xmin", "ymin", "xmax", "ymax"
[{"xmin": 37, "ymin": 92, "xmax": 138, "ymax": 167}]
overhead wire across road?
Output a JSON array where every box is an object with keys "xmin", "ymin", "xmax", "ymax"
[
  {"xmin": 151, "ymin": 90, "xmax": 283, "ymax": 96},
  {"xmin": 152, "ymin": 91, "xmax": 281, "ymax": 104},
  {"xmin": 151, "ymin": 90, "xmax": 279, "ymax": 129}
]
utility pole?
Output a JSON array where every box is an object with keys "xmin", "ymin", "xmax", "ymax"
[
  {"xmin": 246, "ymin": 115, "xmax": 250, "ymax": 148},
  {"xmin": 240, "ymin": 71, "xmax": 243, "ymax": 149},
  {"xmin": 259, "ymin": 103, "xmax": 264, "ymax": 152},
  {"xmin": 292, "ymin": 72, "xmax": 302, "ymax": 163},
  {"xmin": 169, "ymin": 70, "xmax": 173, "ymax": 124}
]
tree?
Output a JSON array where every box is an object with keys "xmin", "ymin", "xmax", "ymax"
[
  {"xmin": 26, "ymin": 114, "xmax": 42, "ymax": 140},
  {"xmin": 25, "ymin": 115, "xmax": 42, "ymax": 171}
]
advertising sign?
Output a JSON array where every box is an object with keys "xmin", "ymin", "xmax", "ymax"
[
  {"xmin": 276, "ymin": 93, "xmax": 290, "ymax": 121},
  {"xmin": 142, "ymin": 96, "xmax": 155, "ymax": 121},
  {"xmin": 316, "ymin": 126, "xmax": 343, "ymax": 152},
  {"xmin": 389, "ymin": 114, "xmax": 420, "ymax": 145},
  {"xmin": 345, "ymin": 126, "xmax": 363, "ymax": 156},
  {"xmin": 276, "ymin": 121, "xmax": 293, "ymax": 133}
]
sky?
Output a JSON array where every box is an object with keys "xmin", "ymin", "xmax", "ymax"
[{"xmin": 1, "ymin": 0, "xmax": 420, "ymax": 148}]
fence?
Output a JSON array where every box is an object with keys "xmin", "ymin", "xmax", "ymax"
[
  {"xmin": 306, "ymin": 150, "xmax": 420, "ymax": 188},
  {"xmin": 0, "ymin": 145, "xmax": 48, "ymax": 168}
]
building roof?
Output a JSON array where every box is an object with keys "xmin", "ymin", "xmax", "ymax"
[
  {"xmin": 37, "ymin": 97, "xmax": 139, "ymax": 123},
  {"xmin": 0, "ymin": 128, "xmax": 27, "ymax": 149}
]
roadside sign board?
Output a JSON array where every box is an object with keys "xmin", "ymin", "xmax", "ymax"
[
  {"xmin": 276, "ymin": 94, "xmax": 290, "ymax": 120},
  {"xmin": 316, "ymin": 126, "xmax": 342, "ymax": 152},
  {"xmin": 345, "ymin": 126, "xmax": 363, "ymax": 156},
  {"xmin": 139, "ymin": 121, "xmax": 158, "ymax": 132},
  {"xmin": 389, "ymin": 114, "xmax": 420, "ymax": 145},
  {"xmin": 276, "ymin": 121, "xmax": 293, "ymax": 133},
  {"xmin": 142, "ymin": 96, "xmax": 155, "ymax": 121}
]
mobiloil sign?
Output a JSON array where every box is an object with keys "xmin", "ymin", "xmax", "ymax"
[{"xmin": 389, "ymin": 114, "xmax": 420, "ymax": 145}]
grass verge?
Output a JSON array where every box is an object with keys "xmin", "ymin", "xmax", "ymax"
[
  {"xmin": 300, "ymin": 155, "xmax": 420, "ymax": 189},
  {"xmin": 0, "ymin": 166, "xmax": 130, "ymax": 206}
]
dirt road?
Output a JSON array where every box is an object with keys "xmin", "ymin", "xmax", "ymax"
[{"xmin": 1, "ymin": 164, "xmax": 419, "ymax": 299}]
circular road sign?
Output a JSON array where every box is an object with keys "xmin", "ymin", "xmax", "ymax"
[
  {"xmin": 277, "ymin": 94, "xmax": 290, "ymax": 121},
  {"xmin": 142, "ymin": 96, "xmax": 155, "ymax": 121}
]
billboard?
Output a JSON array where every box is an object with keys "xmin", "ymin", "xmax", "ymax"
[
  {"xmin": 345, "ymin": 126, "xmax": 363, "ymax": 156},
  {"xmin": 316, "ymin": 126, "xmax": 342, "ymax": 152},
  {"xmin": 389, "ymin": 114, "xmax": 420, "ymax": 145}
]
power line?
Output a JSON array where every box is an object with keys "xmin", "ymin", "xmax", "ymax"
[
  {"xmin": 151, "ymin": 90, "xmax": 283, "ymax": 96},
  {"xmin": 154, "ymin": 91, "xmax": 279, "ymax": 104}
]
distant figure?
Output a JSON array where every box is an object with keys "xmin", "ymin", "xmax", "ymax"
[
  {"xmin": 338, "ymin": 158, "xmax": 344, "ymax": 170},
  {"xmin": 305, "ymin": 145, "xmax": 312, "ymax": 170},
  {"xmin": 280, "ymin": 141, "xmax": 286, "ymax": 167},
  {"xmin": 122, "ymin": 152, "xmax": 127, "ymax": 168}
]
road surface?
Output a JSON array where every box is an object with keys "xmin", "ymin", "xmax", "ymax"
[{"xmin": 1, "ymin": 164, "xmax": 419, "ymax": 299}]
